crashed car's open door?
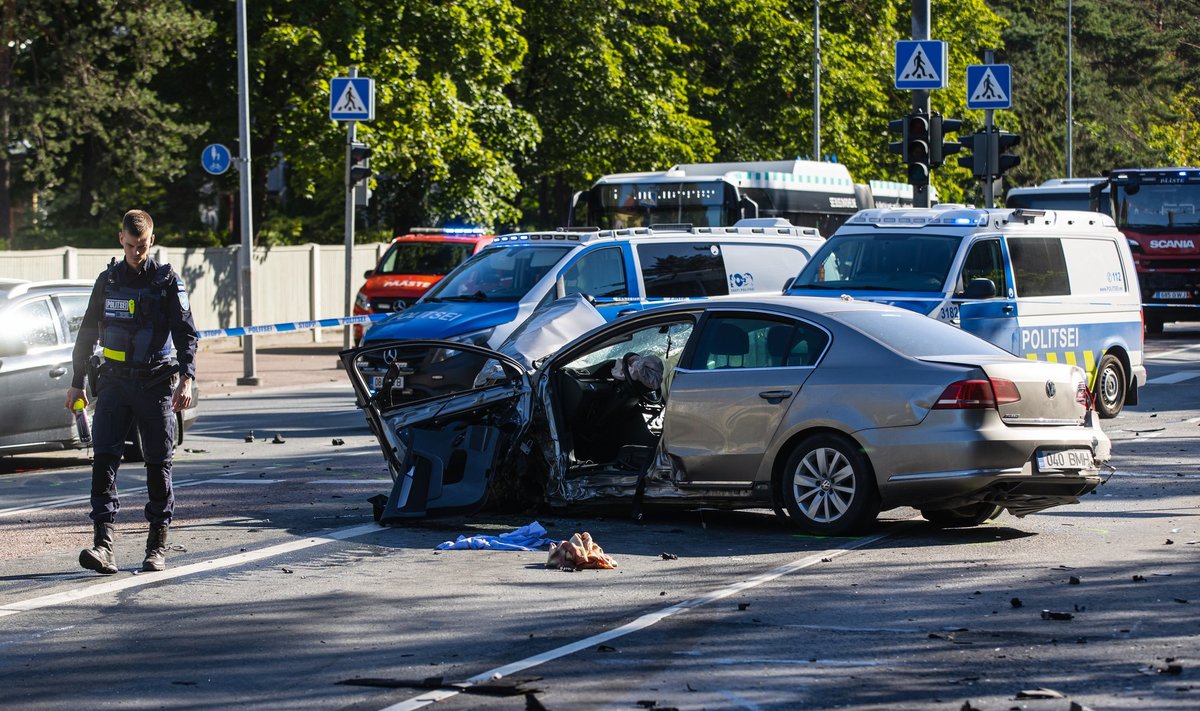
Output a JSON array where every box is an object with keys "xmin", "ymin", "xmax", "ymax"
[{"xmin": 341, "ymin": 341, "xmax": 531, "ymax": 521}]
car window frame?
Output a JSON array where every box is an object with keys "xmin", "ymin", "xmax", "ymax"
[{"xmin": 678, "ymin": 308, "xmax": 833, "ymax": 372}]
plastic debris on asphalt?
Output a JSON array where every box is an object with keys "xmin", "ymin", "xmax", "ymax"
[
  {"xmin": 546, "ymin": 531, "xmax": 617, "ymax": 570},
  {"xmin": 435, "ymin": 521, "xmax": 553, "ymax": 551}
]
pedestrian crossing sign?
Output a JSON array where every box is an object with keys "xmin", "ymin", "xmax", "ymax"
[
  {"xmin": 329, "ymin": 77, "xmax": 375, "ymax": 121},
  {"xmin": 894, "ymin": 40, "xmax": 947, "ymax": 90},
  {"xmin": 966, "ymin": 64, "xmax": 1012, "ymax": 110}
]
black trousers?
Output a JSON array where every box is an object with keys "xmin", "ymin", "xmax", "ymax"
[{"xmin": 88, "ymin": 373, "xmax": 176, "ymax": 526}]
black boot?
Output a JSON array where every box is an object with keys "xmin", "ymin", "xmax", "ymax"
[
  {"xmin": 79, "ymin": 522, "xmax": 118, "ymax": 575},
  {"xmin": 142, "ymin": 524, "xmax": 169, "ymax": 572}
]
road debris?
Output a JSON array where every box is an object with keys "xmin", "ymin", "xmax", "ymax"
[
  {"xmin": 244, "ymin": 431, "xmax": 254, "ymax": 442},
  {"xmin": 1041, "ymin": 610, "xmax": 1074, "ymax": 621},
  {"xmin": 546, "ymin": 532, "xmax": 617, "ymax": 570},
  {"xmin": 737, "ymin": 603, "xmax": 750, "ymax": 611},
  {"xmin": 596, "ymin": 644, "xmax": 618, "ymax": 653},
  {"xmin": 1016, "ymin": 687, "xmax": 1067, "ymax": 699},
  {"xmin": 272, "ymin": 433, "xmax": 286, "ymax": 444},
  {"xmin": 1133, "ymin": 574, "xmax": 1146, "ymax": 582},
  {"xmin": 1069, "ymin": 575, "xmax": 1081, "ymax": 584},
  {"xmin": 1010, "ymin": 597, "xmax": 1023, "ymax": 608},
  {"xmin": 281, "ymin": 567, "xmax": 294, "ymax": 574},
  {"xmin": 436, "ymin": 521, "xmax": 552, "ymax": 551},
  {"xmin": 331, "ymin": 438, "xmax": 345, "ymax": 445},
  {"xmin": 660, "ymin": 552, "xmax": 678, "ymax": 560}
]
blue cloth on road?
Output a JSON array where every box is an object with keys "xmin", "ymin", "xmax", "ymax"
[{"xmin": 435, "ymin": 521, "xmax": 553, "ymax": 551}]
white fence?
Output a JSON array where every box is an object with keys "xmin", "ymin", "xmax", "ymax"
[{"xmin": 0, "ymin": 243, "xmax": 390, "ymax": 337}]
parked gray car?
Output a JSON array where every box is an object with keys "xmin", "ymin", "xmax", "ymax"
[
  {"xmin": 343, "ymin": 295, "xmax": 1111, "ymax": 535},
  {"xmin": 0, "ymin": 279, "xmax": 199, "ymax": 458}
]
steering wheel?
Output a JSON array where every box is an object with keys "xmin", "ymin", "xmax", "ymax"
[{"xmin": 621, "ymin": 352, "xmax": 662, "ymax": 406}]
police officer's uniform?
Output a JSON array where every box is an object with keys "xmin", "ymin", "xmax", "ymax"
[{"xmin": 71, "ymin": 256, "xmax": 197, "ymax": 572}]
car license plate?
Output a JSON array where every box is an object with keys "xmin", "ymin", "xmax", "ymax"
[
  {"xmin": 1037, "ymin": 448, "xmax": 1092, "ymax": 472},
  {"xmin": 370, "ymin": 375, "xmax": 404, "ymax": 390},
  {"xmin": 1153, "ymin": 290, "xmax": 1190, "ymax": 300}
]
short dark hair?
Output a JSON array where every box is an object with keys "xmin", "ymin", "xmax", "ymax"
[{"xmin": 122, "ymin": 210, "xmax": 154, "ymax": 238}]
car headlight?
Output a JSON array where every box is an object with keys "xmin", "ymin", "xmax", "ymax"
[
  {"xmin": 355, "ymin": 291, "xmax": 371, "ymax": 311},
  {"xmin": 430, "ymin": 327, "xmax": 496, "ymax": 363}
]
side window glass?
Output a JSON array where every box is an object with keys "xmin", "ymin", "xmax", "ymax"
[
  {"xmin": 687, "ymin": 316, "xmax": 828, "ymax": 370},
  {"xmin": 563, "ymin": 247, "xmax": 628, "ymax": 298},
  {"xmin": 2, "ymin": 299, "xmax": 59, "ymax": 348},
  {"xmin": 1010, "ymin": 238, "xmax": 1070, "ymax": 297},
  {"xmin": 58, "ymin": 294, "xmax": 90, "ymax": 340},
  {"xmin": 958, "ymin": 239, "xmax": 1007, "ymax": 297},
  {"xmin": 638, "ymin": 242, "xmax": 729, "ymax": 298}
]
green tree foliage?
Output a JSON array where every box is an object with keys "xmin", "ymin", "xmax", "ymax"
[{"xmin": 1, "ymin": 0, "xmax": 211, "ymax": 245}]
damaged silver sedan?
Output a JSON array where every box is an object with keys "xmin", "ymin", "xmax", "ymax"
[{"xmin": 342, "ymin": 295, "xmax": 1111, "ymax": 535}]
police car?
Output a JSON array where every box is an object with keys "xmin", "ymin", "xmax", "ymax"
[{"xmin": 785, "ymin": 205, "xmax": 1146, "ymax": 417}]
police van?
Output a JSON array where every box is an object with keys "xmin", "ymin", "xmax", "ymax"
[
  {"xmin": 785, "ymin": 205, "xmax": 1146, "ymax": 417},
  {"xmin": 361, "ymin": 221, "xmax": 825, "ymax": 353}
]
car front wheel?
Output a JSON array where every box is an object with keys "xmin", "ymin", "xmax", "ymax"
[
  {"xmin": 1093, "ymin": 354, "xmax": 1126, "ymax": 419},
  {"xmin": 781, "ymin": 434, "xmax": 879, "ymax": 536}
]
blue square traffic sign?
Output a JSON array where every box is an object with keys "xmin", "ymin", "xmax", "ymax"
[
  {"xmin": 330, "ymin": 77, "xmax": 375, "ymax": 121},
  {"xmin": 966, "ymin": 64, "xmax": 1012, "ymax": 110},
  {"xmin": 895, "ymin": 40, "xmax": 947, "ymax": 90}
]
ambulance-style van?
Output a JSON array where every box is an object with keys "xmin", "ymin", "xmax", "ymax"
[{"xmin": 785, "ymin": 205, "xmax": 1146, "ymax": 417}]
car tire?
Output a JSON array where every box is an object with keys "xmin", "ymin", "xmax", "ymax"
[
  {"xmin": 1093, "ymin": 354, "xmax": 1126, "ymax": 419},
  {"xmin": 920, "ymin": 503, "xmax": 1003, "ymax": 528},
  {"xmin": 780, "ymin": 433, "xmax": 880, "ymax": 536},
  {"xmin": 1144, "ymin": 317, "xmax": 1164, "ymax": 336}
]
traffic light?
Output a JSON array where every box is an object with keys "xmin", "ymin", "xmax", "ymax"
[
  {"xmin": 349, "ymin": 142, "xmax": 373, "ymax": 187},
  {"xmin": 957, "ymin": 131, "xmax": 989, "ymax": 178},
  {"xmin": 930, "ymin": 114, "xmax": 963, "ymax": 168},
  {"xmin": 994, "ymin": 130, "xmax": 1021, "ymax": 176},
  {"xmin": 888, "ymin": 116, "xmax": 908, "ymax": 161},
  {"xmin": 905, "ymin": 111, "xmax": 931, "ymax": 184}
]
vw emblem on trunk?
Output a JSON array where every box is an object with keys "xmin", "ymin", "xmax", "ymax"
[{"xmin": 1045, "ymin": 380, "xmax": 1057, "ymax": 398}]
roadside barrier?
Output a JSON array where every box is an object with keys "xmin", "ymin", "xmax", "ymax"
[{"xmin": 196, "ymin": 313, "xmax": 389, "ymax": 340}]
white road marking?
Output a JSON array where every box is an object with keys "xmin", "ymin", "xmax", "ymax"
[
  {"xmin": 1148, "ymin": 342, "xmax": 1200, "ymax": 360},
  {"xmin": 378, "ymin": 530, "xmax": 898, "ymax": 711},
  {"xmin": 0, "ymin": 624, "xmax": 77, "ymax": 650},
  {"xmin": 0, "ymin": 479, "xmax": 211, "ymax": 518},
  {"xmin": 1145, "ymin": 371, "xmax": 1200, "ymax": 385},
  {"xmin": 215, "ymin": 479, "xmax": 281, "ymax": 485},
  {"xmin": 308, "ymin": 479, "xmax": 391, "ymax": 485},
  {"xmin": 0, "ymin": 522, "xmax": 379, "ymax": 619}
]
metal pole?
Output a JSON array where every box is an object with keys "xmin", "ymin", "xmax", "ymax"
[
  {"xmin": 1067, "ymin": 0, "xmax": 1074, "ymax": 178},
  {"xmin": 813, "ymin": 0, "xmax": 821, "ymax": 160},
  {"xmin": 235, "ymin": 0, "xmax": 258, "ymax": 385},
  {"xmin": 984, "ymin": 50, "xmax": 996, "ymax": 208},
  {"xmin": 911, "ymin": 0, "xmax": 931, "ymax": 207},
  {"xmin": 343, "ymin": 66, "xmax": 358, "ymax": 350}
]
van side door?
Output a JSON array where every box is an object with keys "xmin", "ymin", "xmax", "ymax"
[{"xmin": 954, "ymin": 237, "xmax": 1020, "ymax": 353}]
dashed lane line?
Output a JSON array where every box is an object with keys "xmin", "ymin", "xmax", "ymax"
[
  {"xmin": 377, "ymin": 527, "xmax": 902, "ymax": 711},
  {"xmin": 0, "ymin": 522, "xmax": 380, "ymax": 619}
]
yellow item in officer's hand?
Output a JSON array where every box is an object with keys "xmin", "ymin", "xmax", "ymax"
[{"xmin": 73, "ymin": 398, "xmax": 86, "ymax": 412}]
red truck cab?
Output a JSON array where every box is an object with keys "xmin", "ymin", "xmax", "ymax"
[{"xmin": 353, "ymin": 228, "xmax": 493, "ymax": 341}]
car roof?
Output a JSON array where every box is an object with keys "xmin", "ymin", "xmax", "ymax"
[
  {"xmin": 0, "ymin": 279, "xmax": 94, "ymax": 302},
  {"xmin": 636, "ymin": 293, "xmax": 917, "ymax": 319},
  {"xmin": 487, "ymin": 224, "xmax": 823, "ymax": 251}
]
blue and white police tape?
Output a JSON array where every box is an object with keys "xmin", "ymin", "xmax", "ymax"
[{"xmin": 196, "ymin": 313, "xmax": 390, "ymax": 340}]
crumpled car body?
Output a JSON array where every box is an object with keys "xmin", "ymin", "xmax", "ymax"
[{"xmin": 343, "ymin": 294, "xmax": 1111, "ymax": 535}]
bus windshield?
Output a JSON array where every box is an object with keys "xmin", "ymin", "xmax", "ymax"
[
  {"xmin": 1116, "ymin": 182, "xmax": 1200, "ymax": 230},
  {"xmin": 793, "ymin": 233, "xmax": 964, "ymax": 293},
  {"xmin": 424, "ymin": 245, "xmax": 574, "ymax": 302},
  {"xmin": 594, "ymin": 181, "xmax": 737, "ymax": 229}
]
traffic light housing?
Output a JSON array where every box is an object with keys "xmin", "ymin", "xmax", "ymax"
[
  {"xmin": 349, "ymin": 142, "xmax": 373, "ymax": 186},
  {"xmin": 957, "ymin": 130, "xmax": 991, "ymax": 178},
  {"xmin": 905, "ymin": 111, "xmax": 931, "ymax": 184},
  {"xmin": 888, "ymin": 117, "xmax": 908, "ymax": 161},
  {"xmin": 930, "ymin": 114, "xmax": 962, "ymax": 168},
  {"xmin": 994, "ymin": 131, "xmax": 1021, "ymax": 176}
]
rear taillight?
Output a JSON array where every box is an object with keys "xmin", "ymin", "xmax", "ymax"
[
  {"xmin": 933, "ymin": 378, "xmax": 1021, "ymax": 410},
  {"xmin": 1076, "ymin": 381, "xmax": 1093, "ymax": 409}
]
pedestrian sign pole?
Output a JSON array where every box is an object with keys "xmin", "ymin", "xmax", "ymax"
[
  {"xmin": 894, "ymin": 2, "xmax": 942, "ymax": 207},
  {"xmin": 967, "ymin": 52, "xmax": 1013, "ymax": 207},
  {"xmin": 330, "ymin": 68, "xmax": 375, "ymax": 349}
]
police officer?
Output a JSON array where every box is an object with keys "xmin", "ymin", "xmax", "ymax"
[{"xmin": 65, "ymin": 209, "xmax": 197, "ymax": 575}]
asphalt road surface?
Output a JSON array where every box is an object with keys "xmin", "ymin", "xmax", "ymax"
[{"xmin": 1, "ymin": 328, "xmax": 1197, "ymax": 710}]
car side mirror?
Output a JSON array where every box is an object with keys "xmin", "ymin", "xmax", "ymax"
[
  {"xmin": 963, "ymin": 278, "xmax": 998, "ymax": 300},
  {"xmin": 781, "ymin": 276, "xmax": 796, "ymax": 293},
  {"xmin": 363, "ymin": 269, "xmax": 375, "ymax": 279},
  {"xmin": 0, "ymin": 337, "xmax": 27, "ymax": 357}
]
